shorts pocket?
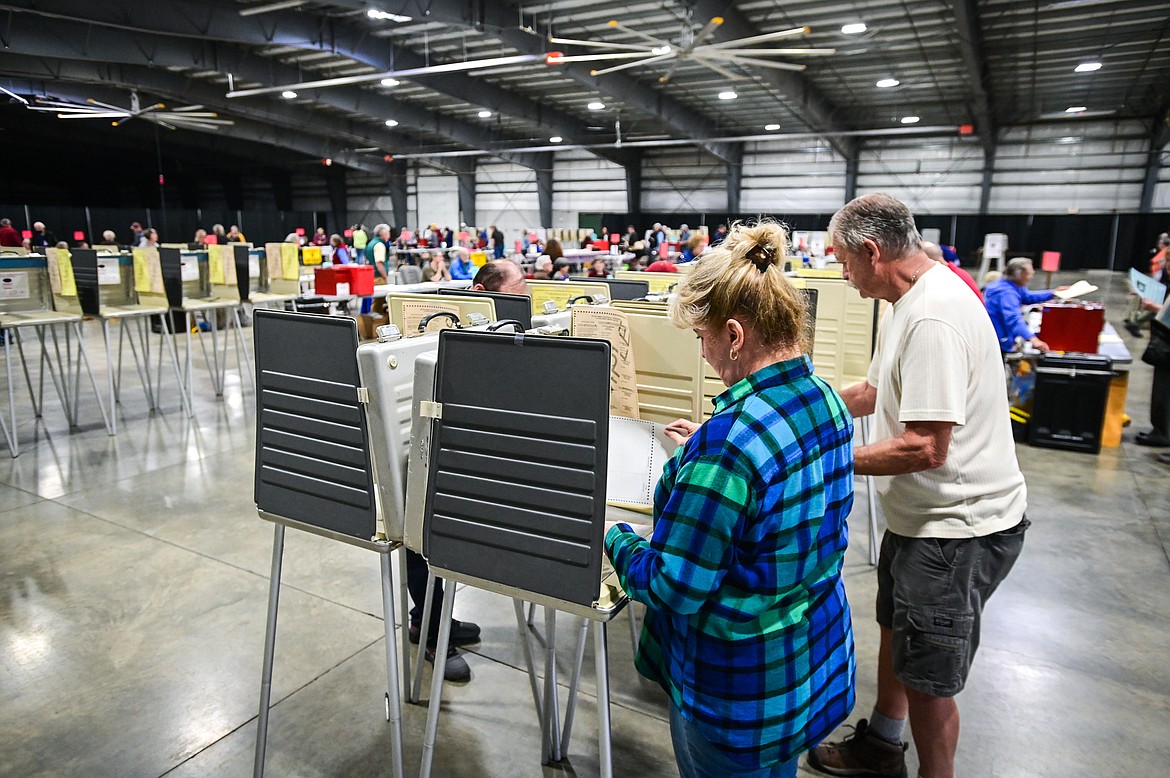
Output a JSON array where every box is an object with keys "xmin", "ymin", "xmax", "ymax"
[{"xmin": 896, "ymin": 607, "xmax": 974, "ymax": 697}]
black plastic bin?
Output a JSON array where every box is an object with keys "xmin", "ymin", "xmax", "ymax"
[{"xmin": 1027, "ymin": 353, "xmax": 1113, "ymax": 454}]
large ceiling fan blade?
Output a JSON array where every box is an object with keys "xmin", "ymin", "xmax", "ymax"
[
  {"xmin": 591, "ymin": 51, "xmax": 674, "ymax": 77},
  {"xmin": 551, "ymin": 51, "xmax": 657, "ymax": 64},
  {"xmin": 702, "ymin": 26, "xmax": 808, "ymax": 51},
  {"xmin": 85, "ymin": 97, "xmax": 124, "ymax": 111},
  {"xmin": 719, "ymin": 56, "xmax": 807, "ymax": 72},
  {"xmin": 709, "ymin": 47, "xmax": 836, "ymax": 56},
  {"xmin": 169, "ymin": 104, "xmax": 206, "ymax": 112},
  {"xmin": 57, "ymin": 111, "xmax": 131, "ymax": 119},
  {"xmin": 547, "ymin": 37, "xmax": 650, "ymax": 52},
  {"xmin": 698, "ymin": 58, "xmax": 743, "ymax": 81},
  {"xmin": 606, "ymin": 20, "xmax": 667, "ymax": 47}
]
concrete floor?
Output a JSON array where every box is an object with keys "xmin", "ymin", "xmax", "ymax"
[{"xmin": 1, "ymin": 269, "xmax": 1168, "ymax": 777}]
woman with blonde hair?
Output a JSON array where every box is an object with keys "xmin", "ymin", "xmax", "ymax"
[{"xmin": 606, "ymin": 222, "xmax": 856, "ymax": 778}]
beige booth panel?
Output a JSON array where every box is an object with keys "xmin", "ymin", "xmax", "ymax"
[
  {"xmin": 385, "ymin": 293, "xmax": 496, "ymax": 335},
  {"xmin": 800, "ymin": 277, "xmax": 879, "ymax": 391},
  {"xmin": 795, "ymin": 265, "xmax": 844, "ymax": 278},
  {"xmin": 610, "ymin": 300, "xmax": 670, "ymax": 314},
  {"xmin": 0, "ymin": 266, "xmax": 53, "ymax": 315},
  {"xmin": 615, "ymin": 271, "xmax": 679, "ymax": 294},
  {"xmin": 525, "ymin": 280, "xmax": 611, "ymax": 314},
  {"xmin": 625, "ymin": 310, "xmax": 704, "ymax": 424}
]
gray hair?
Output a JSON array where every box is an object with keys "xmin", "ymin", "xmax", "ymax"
[
  {"xmin": 1004, "ymin": 258, "xmax": 1033, "ymax": 280},
  {"xmin": 829, "ymin": 193, "xmax": 922, "ymax": 261},
  {"xmin": 373, "ymin": 223, "xmax": 390, "ymax": 238}
]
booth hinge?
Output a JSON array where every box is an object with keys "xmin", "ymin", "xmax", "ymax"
[
  {"xmin": 420, "ymin": 400, "xmax": 443, "ymax": 419},
  {"xmin": 356, "ymin": 387, "xmax": 370, "ymax": 404}
]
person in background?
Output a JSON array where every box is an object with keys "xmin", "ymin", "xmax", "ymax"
[
  {"xmin": 471, "ymin": 259, "xmax": 529, "ymax": 295},
  {"xmin": 312, "ymin": 227, "xmax": 329, "ymax": 247},
  {"xmin": 679, "ymin": 233, "xmax": 705, "ymax": 264},
  {"xmin": 710, "ymin": 223, "xmax": 729, "ymax": 247},
  {"xmin": 647, "ymin": 254, "xmax": 679, "ymax": 273},
  {"xmin": 607, "ymin": 221, "xmax": 855, "ymax": 778},
  {"xmin": 923, "ymin": 241, "xmax": 981, "ymax": 301},
  {"xmin": 31, "ymin": 221, "xmax": 54, "ymax": 249},
  {"xmin": 364, "ymin": 223, "xmax": 392, "ymax": 281},
  {"xmin": 532, "ymin": 255, "xmax": 554, "ymax": 280},
  {"xmin": 0, "ymin": 218, "xmax": 21, "ymax": 247},
  {"xmin": 142, "ymin": 229, "xmax": 159, "ymax": 248},
  {"xmin": 227, "ymin": 225, "xmax": 247, "ymax": 243},
  {"xmin": 983, "ymin": 258, "xmax": 1065, "ymax": 352},
  {"xmin": 352, "ymin": 224, "xmax": 368, "ymax": 253},
  {"xmin": 543, "ymin": 238, "xmax": 564, "ymax": 266},
  {"xmin": 98, "ymin": 230, "xmax": 119, "ymax": 247},
  {"xmin": 193, "ymin": 228, "xmax": 207, "ymax": 245},
  {"xmin": 1124, "ymin": 233, "xmax": 1168, "ymax": 337},
  {"xmin": 20, "ymin": 237, "xmax": 31, "ymax": 252},
  {"xmin": 449, "ymin": 247, "xmax": 475, "ymax": 281},
  {"xmin": 129, "ymin": 221, "xmax": 145, "ymax": 246},
  {"xmin": 490, "ymin": 224, "xmax": 505, "ymax": 259},
  {"xmin": 808, "ymin": 193, "xmax": 1029, "ymax": 778},
  {"xmin": 678, "ymin": 223, "xmax": 692, "ymax": 243},
  {"xmin": 622, "ymin": 224, "xmax": 638, "ymax": 250},
  {"xmin": 587, "ymin": 258, "xmax": 608, "ymax": 278},
  {"xmin": 211, "ymin": 224, "xmax": 228, "ymax": 245},
  {"xmin": 329, "ymin": 234, "xmax": 350, "ymax": 264},
  {"xmin": 552, "ymin": 260, "xmax": 571, "ymax": 280},
  {"xmin": 443, "ymin": 225, "xmax": 455, "ymax": 248},
  {"xmin": 422, "ymin": 252, "xmax": 451, "ymax": 283}
]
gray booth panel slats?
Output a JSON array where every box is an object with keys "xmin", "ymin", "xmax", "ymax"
[
  {"xmin": 569, "ymin": 277, "xmax": 650, "ymax": 301},
  {"xmin": 425, "ymin": 330, "xmax": 610, "ymax": 606},
  {"xmin": 254, "ymin": 310, "xmax": 377, "ymax": 540}
]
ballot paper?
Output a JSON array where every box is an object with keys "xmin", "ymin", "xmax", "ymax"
[
  {"xmin": 606, "ymin": 416, "xmax": 677, "ymax": 508},
  {"xmin": 1053, "ymin": 280, "xmax": 1098, "ymax": 300},
  {"xmin": 1129, "ymin": 268, "xmax": 1167, "ymax": 306}
]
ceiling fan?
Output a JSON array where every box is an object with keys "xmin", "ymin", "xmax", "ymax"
[
  {"xmin": 544, "ymin": 14, "xmax": 836, "ymax": 84},
  {"xmin": 26, "ymin": 90, "xmax": 234, "ymax": 131}
]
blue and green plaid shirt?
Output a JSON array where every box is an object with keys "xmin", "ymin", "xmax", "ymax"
[{"xmin": 605, "ymin": 356, "xmax": 855, "ymax": 768}]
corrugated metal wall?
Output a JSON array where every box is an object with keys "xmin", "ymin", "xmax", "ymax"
[{"xmin": 476, "ymin": 161, "xmax": 540, "ymax": 239}]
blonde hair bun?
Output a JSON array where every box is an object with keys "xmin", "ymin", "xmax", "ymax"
[{"xmin": 720, "ymin": 221, "xmax": 789, "ymax": 272}]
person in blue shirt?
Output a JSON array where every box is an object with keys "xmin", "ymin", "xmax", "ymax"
[
  {"xmin": 449, "ymin": 247, "xmax": 475, "ymax": 280},
  {"xmin": 983, "ymin": 258, "xmax": 1065, "ymax": 352}
]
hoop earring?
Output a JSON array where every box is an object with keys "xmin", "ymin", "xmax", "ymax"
[{"xmin": 729, "ymin": 348, "xmax": 739, "ymax": 362}]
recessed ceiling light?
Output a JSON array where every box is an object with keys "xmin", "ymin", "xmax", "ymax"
[
  {"xmin": 651, "ymin": 46, "xmax": 671, "ymax": 55},
  {"xmin": 1066, "ymin": 106, "xmax": 1086, "ymax": 113},
  {"xmin": 385, "ymin": 119, "xmax": 399, "ymax": 127},
  {"xmin": 477, "ymin": 109, "xmax": 492, "ymax": 118},
  {"xmin": 380, "ymin": 78, "xmax": 400, "ymax": 87},
  {"xmin": 718, "ymin": 90, "xmax": 738, "ymax": 100},
  {"xmin": 587, "ymin": 101, "xmax": 605, "ymax": 111},
  {"xmin": 764, "ymin": 123, "xmax": 781, "ymax": 131},
  {"xmin": 841, "ymin": 23, "xmax": 867, "ymax": 34},
  {"xmin": 876, "ymin": 78, "xmax": 900, "ymax": 88},
  {"xmin": 1074, "ymin": 62, "xmax": 1102, "ymax": 73},
  {"xmin": 281, "ymin": 90, "xmax": 297, "ymax": 99},
  {"xmin": 900, "ymin": 116, "xmax": 920, "ymax": 124},
  {"xmin": 367, "ymin": 9, "xmax": 411, "ymax": 22},
  {"xmin": 549, "ymin": 136, "xmax": 563, "ymax": 143}
]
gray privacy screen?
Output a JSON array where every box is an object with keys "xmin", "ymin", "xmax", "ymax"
[
  {"xmin": 253, "ymin": 310, "xmax": 378, "ymax": 540},
  {"xmin": 569, "ymin": 277, "xmax": 649, "ymax": 300},
  {"xmin": 424, "ymin": 330, "xmax": 610, "ymax": 606},
  {"xmin": 444, "ymin": 288, "xmax": 532, "ymax": 329}
]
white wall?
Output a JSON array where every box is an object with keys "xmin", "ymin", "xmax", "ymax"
[
  {"xmin": 414, "ymin": 166, "xmax": 459, "ymax": 232},
  {"xmin": 641, "ymin": 148, "xmax": 731, "ymax": 212},
  {"xmin": 551, "ymin": 148, "xmax": 627, "ymax": 227},
  {"xmin": 476, "ymin": 161, "xmax": 539, "ymax": 240},
  {"xmin": 858, "ymin": 139, "xmax": 985, "ymax": 214},
  {"xmin": 742, "ymin": 141, "xmax": 847, "ymax": 213}
]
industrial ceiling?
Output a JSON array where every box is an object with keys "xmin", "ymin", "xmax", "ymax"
[{"xmin": 0, "ymin": 0, "xmax": 1167, "ymax": 174}]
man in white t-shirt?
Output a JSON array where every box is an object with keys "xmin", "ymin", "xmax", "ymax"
[{"xmin": 808, "ymin": 194, "xmax": 1029, "ymax": 778}]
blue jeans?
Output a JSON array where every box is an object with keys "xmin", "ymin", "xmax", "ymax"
[{"xmin": 668, "ymin": 704, "xmax": 799, "ymax": 778}]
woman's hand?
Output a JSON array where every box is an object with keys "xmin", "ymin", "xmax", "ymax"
[{"xmin": 664, "ymin": 419, "xmax": 701, "ymax": 445}]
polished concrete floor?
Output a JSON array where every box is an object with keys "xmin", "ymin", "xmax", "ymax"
[{"xmin": 1, "ymin": 270, "xmax": 1168, "ymax": 777}]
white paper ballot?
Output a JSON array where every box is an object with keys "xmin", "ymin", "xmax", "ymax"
[
  {"xmin": 606, "ymin": 416, "xmax": 677, "ymax": 507},
  {"xmin": 181, "ymin": 256, "xmax": 200, "ymax": 282},
  {"xmin": 97, "ymin": 259, "xmax": 122, "ymax": 286},
  {"xmin": 1053, "ymin": 280, "xmax": 1098, "ymax": 300},
  {"xmin": 1129, "ymin": 268, "xmax": 1167, "ymax": 306}
]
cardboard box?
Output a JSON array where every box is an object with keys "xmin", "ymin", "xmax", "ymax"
[{"xmin": 358, "ymin": 312, "xmax": 388, "ymax": 341}]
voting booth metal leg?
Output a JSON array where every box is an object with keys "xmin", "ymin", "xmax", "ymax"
[
  {"xmin": 253, "ymin": 522, "xmax": 285, "ymax": 778},
  {"xmin": 2, "ymin": 330, "xmax": 18, "ymax": 457},
  {"xmin": 161, "ymin": 314, "xmax": 195, "ymax": 419},
  {"xmin": 378, "ymin": 552, "xmax": 405, "ymax": 778},
  {"xmin": 542, "ymin": 607, "xmax": 562, "ymax": 764},
  {"xmin": 70, "ymin": 320, "xmax": 112, "ymax": 436},
  {"xmin": 560, "ymin": 616, "xmax": 590, "ymax": 756},
  {"xmin": 419, "ymin": 586, "xmax": 456, "ymax": 778},
  {"xmin": 513, "ymin": 599, "xmax": 544, "ymax": 720},
  {"xmin": 411, "ymin": 570, "xmax": 438, "ymax": 703},
  {"xmin": 595, "ymin": 620, "xmax": 614, "ymax": 778},
  {"xmin": 860, "ymin": 415, "xmax": 879, "ymax": 566},
  {"xmin": 40, "ymin": 326, "xmax": 74, "ymax": 426},
  {"xmin": 397, "ymin": 548, "xmax": 414, "ymax": 704},
  {"xmin": 15, "ymin": 329, "xmax": 42, "ymax": 418},
  {"xmin": 232, "ymin": 307, "xmax": 256, "ymax": 393}
]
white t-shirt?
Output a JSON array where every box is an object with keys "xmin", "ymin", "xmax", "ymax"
[{"xmin": 867, "ymin": 263, "xmax": 1027, "ymax": 538}]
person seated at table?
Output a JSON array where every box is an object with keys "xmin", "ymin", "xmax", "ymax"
[
  {"xmin": 449, "ymin": 248, "xmax": 475, "ymax": 281},
  {"xmin": 543, "ymin": 238, "xmax": 564, "ymax": 264},
  {"xmin": 471, "ymin": 259, "xmax": 529, "ymax": 295},
  {"xmin": 983, "ymin": 258, "xmax": 1065, "ymax": 352},
  {"xmin": 587, "ymin": 258, "xmax": 608, "ymax": 278},
  {"xmin": 329, "ymin": 234, "xmax": 350, "ymax": 264},
  {"xmin": 678, "ymin": 233, "xmax": 705, "ymax": 264},
  {"xmin": 646, "ymin": 255, "xmax": 679, "ymax": 273},
  {"xmin": 422, "ymin": 252, "xmax": 451, "ymax": 283},
  {"xmin": 606, "ymin": 220, "xmax": 855, "ymax": 778},
  {"xmin": 552, "ymin": 260, "xmax": 572, "ymax": 281},
  {"xmin": 532, "ymin": 256, "xmax": 554, "ymax": 280}
]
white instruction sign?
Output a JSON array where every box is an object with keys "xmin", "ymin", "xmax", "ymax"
[
  {"xmin": 97, "ymin": 259, "xmax": 122, "ymax": 286},
  {"xmin": 0, "ymin": 272, "xmax": 30, "ymax": 300},
  {"xmin": 181, "ymin": 255, "xmax": 200, "ymax": 282}
]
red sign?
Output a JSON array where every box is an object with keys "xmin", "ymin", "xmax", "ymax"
[
  {"xmin": 205, "ymin": 235, "xmax": 218, "ymax": 244},
  {"xmin": 73, "ymin": 231, "xmax": 85, "ymax": 241},
  {"xmin": 344, "ymin": 228, "xmax": 354, "ymax": 238},
  {"xmin": 1041, "ymin": 251, "xmax": 1061, "ymax": 272},
  {"xmin": 21, "ymin": 230, "xmax": 32, "ymax": 239},
  {"xmin": 295, "ymin": 227, "xmax": 306, "ymax": 236}
]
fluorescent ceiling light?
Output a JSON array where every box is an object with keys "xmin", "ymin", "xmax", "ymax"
[
  {"xmin": 281, "ymin": 90, "xmax": 298, "ymax": 99},
  {"xmin": 477, "ymin": 109, "xmax": 492, "ymax": 118},
  {"xmin": 765, "ymin": 123, "xmax": 781, "ymax": 131},
  {"xmin": 876, "ymin": 78, "xmax": 900, "ymax": 88},
  {"xmin": 367, "ymin": 9, "xmax": 411, "ymax": 22},
  {"xmin": 651, "ymin": 46, "xmax": 671, "ymax": 55},
  {"xmin": 587, "ymin": 101, "xmax": 605, "ymax": 111},
  {"xmin": 841, "ymin": 23, "xmax": 867, "ymax": 34},
  {"xmin": 718, "ymin": 91, "xmax": 738, "ymax": 100},
  {"xmin": 549, "ymin": 136, "xmax": 563, "ymax": 143},
  {"xmin": 385, "ymin": 119, "xmax": 399, "ymax": 127},
  {"xmin": 380, "ymin": 78, "xmax": 400, "ymax": 87},
  {"xmin": 900, "ymin": 115, "xmax": 920, "ymax": 124},
  {"xmin": 1066, "ymin": 106, "xmax": 1086, "ymax": 113},
  {"xmin": 1056, "ymin": 136, "xmax": 1082, "ymax": 144},
  {"xmin": 1074, "ymin": 62, "xmax": 1102, "ymax": 73}
]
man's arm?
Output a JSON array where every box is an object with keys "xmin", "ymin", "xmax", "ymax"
[
  {"xmin": 1020, "ymin": 287, "xmax": 1057, "ymax": 305},
  {"xmin": 839, "ymin": 381, "xmax": 877, "ymax": 418},
  {"xmin": 855, "ymin": 420, "xmax": 953, "ymax": 476}
]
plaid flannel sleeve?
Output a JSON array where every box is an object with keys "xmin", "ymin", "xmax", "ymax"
[{"xmin": 605, "ymin": 455, "xmax": 752, "ymax": 615}]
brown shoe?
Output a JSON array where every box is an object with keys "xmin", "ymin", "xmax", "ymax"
[{"xmin": 807, "ymin": 719, "xmax": 908, "ymax": 777}]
